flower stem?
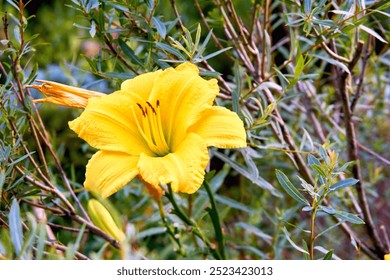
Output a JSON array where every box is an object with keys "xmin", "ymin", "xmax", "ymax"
[
  {"xmin": 165, "ymin": 184, "xmax": 222, "ymax": 259},
  {"xmin": 203, "ymin": 180, "xmax": 227, "ymax": 260},
  {"xmin": 157, "ymin": 199, "xmax": 186, "ymax": 256}
]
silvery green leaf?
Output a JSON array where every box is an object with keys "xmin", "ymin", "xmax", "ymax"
[
  {"xmin": 334, "ymin": 211, "xmax": 365, "ymax": 224},
  {"xmin": 9, "ymin": 199, "xmax": 23, "ymax": 256},
  {"xmin": 329, "ymin": 178, "xmax": 359, "ymax": 192},
  {"xmin": 276, "ymin": 169, "xmax": 309, "ymax": 205}
]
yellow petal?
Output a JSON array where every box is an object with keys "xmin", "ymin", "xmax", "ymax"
[
  {"xmin": 69, "ymin": 92, "xmax": 152, "ymax": 156},
  {"xmin": 84, "ymin": 150, "xmax": 139, "ymax": 198},
  {"xmin": 120, "ymin": 70, "xmax": 162, "ymax": 101},
  {"xmin": 137, "ymin": 133, "xmax": 209, "ymax": 194},
  {"xmin": 148, "ymin": 63, "xmax": 219, "ymax": 149},
  {"xmin": 189, "ymin": 106, "xmax": 247, "ymax": 148}
]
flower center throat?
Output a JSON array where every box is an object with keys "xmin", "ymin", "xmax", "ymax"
[{"xmin": 133, "ymin": 100, "xmax": 170, "ymax": 156}]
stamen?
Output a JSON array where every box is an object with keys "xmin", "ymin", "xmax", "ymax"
[
  {"xmin": 146, "ymin": 101, "xmax": 156, "ymax": 115},
  {"xmin": 131, "ymin": 106, "xmax": 154, "ymax": 149},
  {"xmin": 137, "ymin": 103, "xmax": 146, "ymax": 117},
  {"xmin": 155, "ymin": 101, "xmax": 169, "ymax": 149},
  {"xmin": 133, "ymin": 101, "xmax": 170, "ymax": 156}
]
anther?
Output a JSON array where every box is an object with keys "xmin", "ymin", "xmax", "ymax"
[
  {"xmin": 137, "ymin": 103, "xmax": 146, "ymax": 117},
  {"xmin": 146, "ymin": 101, "xmax": 156, "ymax": 115}
]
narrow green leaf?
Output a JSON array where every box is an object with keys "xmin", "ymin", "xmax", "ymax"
[
  {"xmin": 330, "ymin": 10, "xmax": 354, "ymax": 17},
  {"xmin": 156, "ymin": 42, "xmax": 186, "ymax": 59},
  {"xmin": 312, "ymin": 19, "xmax": 338, "ymax": 28},
  {"xmin": 104, "ymin": 2, "xmax": 129, "ymax": 12},
  {"xmin": 273, "ymin": 66, "xmax": 290, "ymax": 89},
  {"xmin": 304, "ymin": 0, "xmax": 312, "ymax": 14},
  {"xmin": 255, "ymin": 81, "xmax": 283, "ymax": 93},
  {"xmin": 25, "ymin": 63, "xmax": 38, "ymax": 85},
  {"xmin": 103, "ymin": 72, "xmax": 135, "ymax": 79},
  {"xmin": 323, "ymin": 250, "xmax": 334, "ymax": 260},
  {"xmin": 73, "ymin": 23, "xmax": 90, "ymax": 30},
  {"xmin": 319, "ymin": 145, "xmax": 328, "ymax": 162},
  {"xmin": 264, "ymin": 102, "xmax": 275, "ymax": 117},
  {"xmin": 136, "ymin": 227, "xmax": 166, "ymax": 240},
  {"xmin": 18, "ymin": 213, "xmax": 37, "ymax": 259},
  {"xmin": 294, "ymin": 46, "xmax": 304, "ymax": 79},
  {"xmin": 6, "ymin": 0, "xmax": 20, "ymax": 10},
  {"xmin": 85, "ymin": 0, "xmax": 99, "ymax": 12},
  {"xmin": 308, "ymin": 154, "xmax": 321, "ymax": 166},
  {"xmin": 199, "ymin": 70, "xmax": 221, "ymax": 78},
  {"xmin": 13, "ymin": 26, "xmax": 21, "ymax": 46},
  {"xmin": 194, "ymin": 24, "xmax": 201, "ymax": 50},
  {"xmin": 236, "ymin": 222, "xmax": 272, "ymax": 244},
  {"xmin": 208, "ymin": 192, "xmax": 255, "ymax": 214},
  {"xmin": 234, "ymin": 245, "xmax": 267, "ymax": 258},
  {"xmin": 298, "ymin": 176, "xmax": 317, "ymax": 198},
  {"xmin": 359, "ymin": 25, "xmax": 387, "ymax": 43},
  {"xmin": 214, "ymin": 151, "xmax": 280, "ymax": 195},
  {"xmin": 195, "ymin": 28, "xmax": 213, "ymax": 58},
  {"xmin": 307, "ymin": 155, "xmax": 326, "ymax": 185},
  {"xmin": 182, "ymin": 26, "xmax": 194, "ymax": 51},
  {"xmin": 208, "ymin": 165, "xmax": 229, "ymax": 192},
  {"xmin": 334, "ymin": 210, "xmax": 365, "ymax": 224},
  {"xmin": 36, "ymin": 223, "xmax": 47, "ymax": 260},
  {"xmin": 310, "ymin": 164, "xmax": 327, "ymax": 178},
  {"xmin": 118, "ymin": 38, "xmax": 143, "ymax": 66},
  {"xmin": 316, "ymin": 221, "xmax": 342, "ymax": 239},
  {"xmin": 376, "ymin": 1, "xmax": 390, "ymax": 11},
  {"xmin": 204, "ymin": 180, "xmax": 226, "ymax": 259},
  {"xmin": 145, "ymin": 0, "xmax": 154, "ymax": 9},
  {"xmin": 9, "ymin": 199, "xmax": 23, "ymax": 256},
  {"xmin": 89, "ymin": 21, "xmax": 96, "ymax": 38},
  {"xmin": 9, "ymin": 152, "xmax": 34, "ymax": 167},
  {"xmin": 0, "ymin": 229, "xmax": 13, "ymax": 259},
  {"xmin": 329, "ymin": 178, "xmax": 359, "ymax": 192},
  {"xmin": 302, "ymin": 205, "xmax": 313, "ymax": 212},
  {"xmin": 65, "ymin": 223, "xmax": 86, "ymax": 260},
  {"xmin": 152, "ymin": 17, "xmax": 167, "ymax": 38},
  {"xmin": 0, "ymin": 170, "xmax": 5, "ymax": 196},
  {"xmin": 197, "ymin": 47, "xmax": 232, "ymax": 62},
  {"xmin": 282, "ymin": 227, "xmax": 309, "ymax": 255},
  {"xmin": 275, "ymin": 170, "xmax": 309, "ymax": 205},
  {"xmin": 318, "ymin": 205, "xmax": 336, "ymax": 215},
  {"xmin": 302, "ymin": 240, "xmax": 310, "ymax": 260},
  {"xmin": 335, "ymin": 161, "xmax": 356, "ymax": 173},
  {"xmin": 232, "ymin": 63, "xmax": 242, "ymax": 114},
  {"xmin": 312, "ymin": 54, "xmax": 350, "ymax": 75}
]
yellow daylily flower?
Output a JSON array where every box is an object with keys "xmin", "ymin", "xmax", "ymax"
[
  {"xmin": 33, "ymin": 63, "xmax": 247, "ymax": 199},
  {"xmin": 28, "ymin": 80, "xmax": 104, "ymax": 108}
]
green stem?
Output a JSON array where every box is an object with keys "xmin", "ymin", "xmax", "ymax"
[
  {"xmin": 203, "ymin": 180, "xmax": 227, "ymax": 260},
  {"xmin": 309, "ymin": 207, "xmax": 316, "ymax": 260},
  {"xmin": 310, "ymin": 184, "xmax": 329, "ymax": 260},
  {"xmin": 165, "ymin": 184, "xmax": 222, "ymax": 259},
  {"xmin": 157, "ymin": 199, "xmax": 185, "ymax": 256}
]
